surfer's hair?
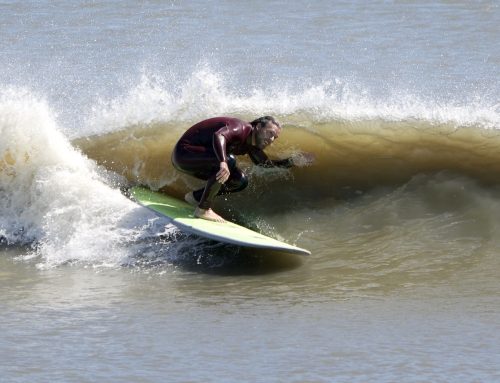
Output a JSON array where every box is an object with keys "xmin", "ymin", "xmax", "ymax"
[{"xmin": 251, "ymin": 116, "xmax": 281, "ymax": 129}]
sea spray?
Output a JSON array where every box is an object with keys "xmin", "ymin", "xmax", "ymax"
[
  {"xmin": 0, "ymin": 88, "xmax": 173, "ymax": 267},
  {"xmin": 82, "ymin": 68, "xmax": 500, "ymax": 139}
]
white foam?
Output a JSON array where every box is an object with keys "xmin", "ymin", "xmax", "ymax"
[
  {"xmin": 0, "ymin": 88, "xmax": 174, "ymax": 267},
  {"xmin": 83, "ymin": 68, "xmax": 500, "ymax": 136}
]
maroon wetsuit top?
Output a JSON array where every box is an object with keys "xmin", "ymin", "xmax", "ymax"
[{"xmin": 175, "ymin": 116, "xmax": 275, "ymax": 165}]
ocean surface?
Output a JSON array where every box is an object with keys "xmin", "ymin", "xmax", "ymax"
[{"xmin": 1, "ymin": 1, "xmax": 499, "ymax": 382}]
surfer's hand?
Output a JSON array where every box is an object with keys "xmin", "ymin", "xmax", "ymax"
[
  {"xmin": 291, "ymin": 152, "xmax": 315, "ymax": 167},
  {"xmin": 216, "ymin": 162, "xmax": 230, "ymax": 183}
]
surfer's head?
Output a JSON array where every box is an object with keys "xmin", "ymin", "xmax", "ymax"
[{"xmin": 251, "ymin": 116, "xmax": 281, "ymax": 149}]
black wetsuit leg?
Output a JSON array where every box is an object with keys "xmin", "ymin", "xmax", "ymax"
[{"xmin": 172, "ymin": 146, "xmax": 248, "ymax": 209}]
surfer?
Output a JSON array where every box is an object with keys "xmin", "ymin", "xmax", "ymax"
[{"xmin": 172, "ymin": 116, "xmax": 313, "ymax": 222}]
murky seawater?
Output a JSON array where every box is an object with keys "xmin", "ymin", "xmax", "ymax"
[{"xmin": 1, "ymin": 1, "xmax": 499, "ymax": 381}]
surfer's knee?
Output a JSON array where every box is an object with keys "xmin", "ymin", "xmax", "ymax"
[
  {"xmin": 234, "ymin": 172, "xmax": 248, "ymax": 192},
  {"xmin": 223, "ymin": 171, "xmax": 248, "ymax": 193},
  {"xmin": 227, "ymin": 154, "xmax": 237, "ymax": 170},
  {"xmin": 224, "ymin": 156, "xmax": 248, "ymax": 191}
]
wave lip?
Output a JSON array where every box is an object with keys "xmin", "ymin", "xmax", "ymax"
[{"xmin": 82, "ymin": 69, "xmax": 500, "ymax": 139}]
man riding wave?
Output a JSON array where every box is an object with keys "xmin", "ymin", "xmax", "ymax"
[{"xmin": 172, "ymin": 116, "xmax": 313, "ymax": 222}]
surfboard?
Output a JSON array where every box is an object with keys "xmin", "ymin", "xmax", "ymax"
[{"xmin": 129, "ymin": 186, "xmax": 310, "ymax": 256}]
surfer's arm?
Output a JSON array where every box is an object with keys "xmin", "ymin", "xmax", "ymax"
[
  {"xmin": 213, "ymin": 119, "xmax": 245, "ymax": 163},
  {"xmin": 249, "ymin": 148, "xmax": 315, "ymax": 168},
  {"xmin": 213, "ymin": 129, "xmax": 228, "ymax": 163},
  {"xmin": 213, "ymin": 124, "xmax": 240, "ymax": 183},
  {"xmin": 248, "ymin": 148, "xmax": 294, "ymax": 168}
]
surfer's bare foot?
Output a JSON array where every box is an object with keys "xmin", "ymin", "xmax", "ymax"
[
  {"xmin": 184, "ymin": 191, "xmax": 198, "ymax": 206},
  {"xmin": 194, "ymin": 207, "xmax": 226, "ymax": 223}
]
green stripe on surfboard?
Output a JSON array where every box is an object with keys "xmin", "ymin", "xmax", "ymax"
[{"xmin": 129, "ymin": 186, "xmax": 310, "ymax": 255}]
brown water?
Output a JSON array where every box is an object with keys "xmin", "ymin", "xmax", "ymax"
[
  {"xmin": 1, "ymin": 243, "xmax": 499, "ymax": 382},
  {"xmin": 1, "ymin": 0, "xmax": 499, "ymax": 381},
  {"xmin": 2, "ymin": 118, "xmax": 499, "ymax": 381}
]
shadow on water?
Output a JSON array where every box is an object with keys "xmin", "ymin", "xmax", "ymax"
[
  {"xmin": 175, "ymin": 247, "xmax": 304, "ymax": 276},
  {"xmin": 129, "ymin": 233, "xmax": 304, "ymax": 276}
]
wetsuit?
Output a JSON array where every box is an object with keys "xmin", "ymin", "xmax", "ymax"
[{"xmin": 171, "ymin": 117, "xmax": 292, "ymax": 209}]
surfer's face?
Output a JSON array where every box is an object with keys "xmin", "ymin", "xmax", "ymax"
[{"xmin": 255, "ymin": 121, "xmax": 281, "ymax": 149}]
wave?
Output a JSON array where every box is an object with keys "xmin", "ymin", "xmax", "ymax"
[
  {"xmin": 73, "ymin": 116, "xmax": 500, "ymax": 209},
  {"xmin": 74, "ymin": 68, "xmax": 500, "ymax": 195},
  {"xmin": 2, "ymin": 68, "xmax": 500, "ymax": 273},
  {"xmin": 0, "ymin": 88, "xmax": 175, "ymax": 267}
]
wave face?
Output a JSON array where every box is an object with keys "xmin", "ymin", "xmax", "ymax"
[{"xmin": 75, "ymin": 70, "xmax": 500, "ymax": 195}]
